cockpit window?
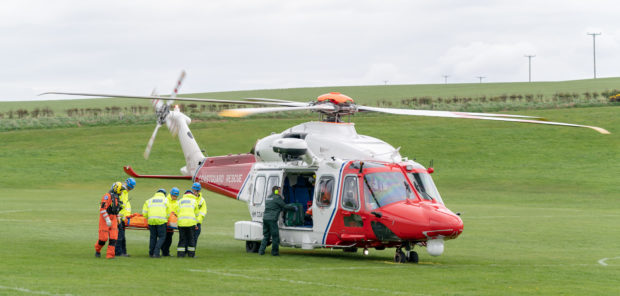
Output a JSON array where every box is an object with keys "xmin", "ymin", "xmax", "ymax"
[
  {"xmin": 363, "ymin": 172, "xmax": 415, "ymax": 209},
  {"xmin": 407, "ymin": 172, "xmax": 444, "ymax": 204}
]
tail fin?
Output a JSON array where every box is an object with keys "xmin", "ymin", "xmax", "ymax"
[{"xmin": 166, "ymin": 105, "xmax": 206, "ymax": 176}]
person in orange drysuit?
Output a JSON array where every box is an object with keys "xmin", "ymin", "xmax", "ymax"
[{"xmin": 95, "ymin": 182, "xmax": 123, "ymax": 259}]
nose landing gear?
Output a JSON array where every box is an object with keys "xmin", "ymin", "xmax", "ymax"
[
  {"xmin": 393, "ymin": 242, "xmax": 419, "ymax": 263},
  {"xmin": 394, "ymin": 248, "xmax": 407, "ymax": 263}
]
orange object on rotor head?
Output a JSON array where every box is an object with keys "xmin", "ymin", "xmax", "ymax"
[{"xmin": 317, "ymin": 92, "xmax": 354, "ymax": 104}]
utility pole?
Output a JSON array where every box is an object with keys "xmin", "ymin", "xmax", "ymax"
[
  {"xmin": 442, "ymin": 75, "xmax": 449, "ymax": 84},
  {"xmin": 524, "ymin": 54, "xmax": 535, "ymax": 82},
  {"xmin": 476, "ymin": 76, "xmax": 485, "ymax": 83},
  {"xmin": 587, "ymin": 32, "xmax": 601, "ymax": 79}
]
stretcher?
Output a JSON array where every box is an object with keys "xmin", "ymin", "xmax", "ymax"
[{"xmin": 123, "ymin": 213, "xmax": 178, "ymax": 231}]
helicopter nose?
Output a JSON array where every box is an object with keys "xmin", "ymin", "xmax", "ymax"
[
  {"xmin": 377, "ymin": 202, "xmax": 463, "ymax": 240},
  {"xmin": 427, "ymin": 206, "xmax": 463, "ymax": 239}
]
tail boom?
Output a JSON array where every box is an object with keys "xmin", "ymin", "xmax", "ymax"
[
  {"xmin": 194, "ymin": 154, "xmax": 256, "ymax": 199},
  {"xmin": 123, "ymin": 165, "xmax": 192, "ymax": 179}
]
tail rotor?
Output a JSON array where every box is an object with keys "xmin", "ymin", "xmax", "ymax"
[{"xmin": 143, "ymin": 71, "xmax": 186, "ymax": 159}]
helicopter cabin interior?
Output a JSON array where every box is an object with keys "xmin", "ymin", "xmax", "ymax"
[{"xmin": 281, "ymin": 172, "xmax": 316, "ymax": 228}]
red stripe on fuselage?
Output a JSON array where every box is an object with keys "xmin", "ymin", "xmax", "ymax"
[{"xmin": 194, "ymin": 154, "xmax": 256, "ymax": 199}]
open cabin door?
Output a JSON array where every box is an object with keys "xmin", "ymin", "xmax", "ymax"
[{"xmin": 281, "ymin": 171, "xmax": 316, "ymax": 228}]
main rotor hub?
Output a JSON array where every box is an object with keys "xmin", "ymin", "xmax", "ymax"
[
  {"xmin": 314, "ymin": 92, "xmax": 358, "ymax": 122},
  {"xmin": 317, "ymin": 92, "xmax": 354, "ymax": 105}
]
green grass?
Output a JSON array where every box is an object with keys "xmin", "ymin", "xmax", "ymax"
[{"xmin": 0, "ymin": 106, "xmax": 619, "ymax": 295}]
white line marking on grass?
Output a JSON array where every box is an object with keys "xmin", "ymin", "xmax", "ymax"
[
  {"xmin": 217, "ymin": 266, "xmax": 405, "ymax": 272},
  {"xmin": 465, "ymin": 214, "xmax": 620, "ymax": 219},
  {"xmin": 0, "ymin": 285, "xmax": 72, "ymax": 296},
  {"xmin": 0, "ymin": 219, "xmax": 58, "ymax": 222},
  {"xmin": 189, "ymin": 269, "xmax": 424, "ymax": 295},
  {"xmin": 402, "ymin": 263, "xmax": 594, "ymax": 268},
  {"xmin": 0, "ymin": 209, "xmax": 33, "ymax": 214},
  {"xmin": 598, "ymin": 257, "xmax": 620, "ymax": 266}
]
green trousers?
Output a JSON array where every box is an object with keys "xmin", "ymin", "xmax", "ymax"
[{"xmin": 258, "ymin": 219, "xmax": 280, "ymax": 255}]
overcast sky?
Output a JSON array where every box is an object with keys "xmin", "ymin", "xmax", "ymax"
[{"xmin": 2, "ymin": 0, "xmax": 619, "ymax": 101}]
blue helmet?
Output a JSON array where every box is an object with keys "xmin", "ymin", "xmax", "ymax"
[
  {"xmin": 185, "ymin": 189, "xmax": 194, "ymax": 195},
  {"xmin": 170, "ymin": 187, "xmax": 180, "ymax": 196},
  {"xmin": 125, "ymin": 177, "xmax": 136, "ymax": 190},
  {"xmin": 157, "ymin": 188, "xmax": 167, "ymax": 195},
  {"xmin": 192, "ymin": 182, "xmax": 201, "ymax": 191}
]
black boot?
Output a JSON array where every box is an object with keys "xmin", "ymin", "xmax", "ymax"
[
  {"xmin": 177, "ymin": 251, "xmax": 186, "ymax": 257},
  {"xmin": 188, "ymin": 251, "xmax": 195, "ymax": 258}
]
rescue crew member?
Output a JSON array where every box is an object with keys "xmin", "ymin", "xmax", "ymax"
[
  {"xmin": 142, "ymin": 189, "xmax": 169, "ymax": 258},
  {"xmin": 161, "ymin": 187, "xmax": 180, "ymax": 257},
  {"xmin": 95, "ymin": 182, "xmax": 123, "ymax": 259},
  {"xmin": 191, "ymin": 182, "xmax": 207, "ymax": 248},
  {"xmin": 115, "ymin": 177, "xmax": 135, "ymax": 257},
  {"xmin": 304, "ymin": 200, "xmax": 313, "ymax": 223},
  {"xmin": 176, "ymin": 189, "xmax": 200, "ymax": 257},
  {"xmin": 258, "ymin": 186, "xmax": 296, "ymax": 256}
]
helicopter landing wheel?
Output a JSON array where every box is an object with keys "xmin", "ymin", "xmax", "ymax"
[
  {"xmin": 245, "ymin": 241, "xmax": 260, "ymax": 253},
  {"xmin": 407, "ymin": 251, "xmax": 419, "ymax": 263},
  {"xmin": 394, "ymin": 248, "xmax": 407, "ymax": 263}
]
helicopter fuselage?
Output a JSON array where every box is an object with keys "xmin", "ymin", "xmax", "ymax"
[{"xmin": 191, "ymin": 121, "xmax": 463, "ymax": 256}]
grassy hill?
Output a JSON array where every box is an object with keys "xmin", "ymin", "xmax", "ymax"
[{"xmin": 1, "ymin": 98, "xmax": 619, "ymax": 295}]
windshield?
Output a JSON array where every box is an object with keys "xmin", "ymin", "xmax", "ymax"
[
  {"xmin": 363, "ymin": 172, "xmax": 415, "ymax": 210},
  {"xmin": 407, "ymin": 172, "xmax": 444, "ymax": 204}
]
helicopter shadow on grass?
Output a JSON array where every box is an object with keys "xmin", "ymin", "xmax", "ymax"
[{"xmin": 269, "ymin": 248, "xmax": 421, "ymax": 265}]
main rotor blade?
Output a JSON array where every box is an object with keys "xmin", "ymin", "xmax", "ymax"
[
  {"xmin": 243, "ymin": 98, "xmax": 308, "ymax": 106},
  {"xmin": 144, "ymin": 123, "xmax": 162, "ymax": 159},
  {"xmin": 358, "ymin": 106, "xmax": 545, "ymax": 120},
  {"xmin": 40, "ymin": 92, "xmax": 303, "ymax": 107},
  {"xmin": 358, "ymin": 105, "xmax": 610, "ymax": 134},
  {"xmin": 219, "ymin": 105, "xmax": 335, "ymax": 118}
]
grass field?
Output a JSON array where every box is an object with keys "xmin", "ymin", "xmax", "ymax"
[{"xmin": 0, "ymin": 103, "xmax": 619, "ymax": 295}]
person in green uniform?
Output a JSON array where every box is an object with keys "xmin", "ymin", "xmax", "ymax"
[{"xmin": 258, "ymin": 186, "xmax": 296, "ymax": 256}]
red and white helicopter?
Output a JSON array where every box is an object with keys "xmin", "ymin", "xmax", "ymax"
[{"xmin": 44, "ymin": 72, "xmax": 609, "ymax": 263}]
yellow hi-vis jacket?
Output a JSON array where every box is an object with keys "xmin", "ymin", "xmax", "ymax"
[
  {"xmin": 176, "ymin": 194, "xmax": 199, "ymax": 227},
  {"xmin": 195, "ymin": 192, "xmax": 207, "ymax": 224},
  {"xmin": 142, "ymin": 192, "xmax": 169, "ymax": 225},
  {"xmin": 119, "ymin": 189, "xmax": 132, "ymax": 219},
  {"xmin": 166, "ymin": 194, "xmax": 179, "ymax": 216}
]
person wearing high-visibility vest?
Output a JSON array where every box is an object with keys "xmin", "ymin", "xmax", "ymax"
[
  {"xmin": 115, "ymin": 177, "xmax": 135, "ymax": 257},
  {"xmin": 161, "ymin": 187, "xmax": 180, "ymax": 257},
  {"xmin": 142, "ymin": 189, "xmax": 169, "ymax": 258},
  {"xmin": 95, "ymin": 182, "xmax": 123, "ymax": 259},
  {"xmin": 176, "ymin": 189, "xmax": 200, "ymax": 257},
  {"xmin": 191, "ymin": 182, "xmax": 207, "ymax": 248}
]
